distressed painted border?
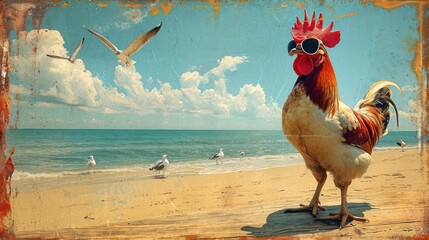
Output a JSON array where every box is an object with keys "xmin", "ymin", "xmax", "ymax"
[{"xmin": 0, "ymin": 0, "xmax": 427, "ymax": 238}]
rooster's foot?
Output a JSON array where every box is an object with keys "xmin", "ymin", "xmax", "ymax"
[
  {"xmin": 316, "ymin": 212, "xmax": 368, "ymax": 229},
  {"xmin": 284, "ymin": 203, "xmax": 326, "ymax": 217}
]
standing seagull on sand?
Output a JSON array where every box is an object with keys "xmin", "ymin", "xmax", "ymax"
[
  {"xmin": 46, "ymin": 38, "xmax": 85, "ymax": 63},
  {"xmin": 87, "ymin": 155, "xmax": 96, "ymax": 173},
  {"xmin": 397, "ymin": 140, "xmax": 406, "ymax": 151},
  {"xmin": 209, "ymin": 148, "xmax": 224, "ymax": 165},
  {"xmin": 240, "ymin": 151, "xmax": 245, "ymax": 159},
  {"xmin": 149, "ymin": 154, "xmax": 170, "ymax": 178},
  {"xmin": 84, "ymin": 23, "xmax": 162, "ymax": 66}
]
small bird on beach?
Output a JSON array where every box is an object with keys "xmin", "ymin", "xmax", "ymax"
[
  {"xmin": 84, "ymin": 22, "xmax": 162, "ymax": 66},
  {"xmin": 209, "ymin": 148, "xmax": 224, "ymax": 165},
  {"xmin": 46, "ymin": 38, "xmax": 85, "ymax": 63},
  {"xmin": 397, "ymin": 140, "xmax": 406, "ymax": 151},
  {"xmin": 240, "ymin": 151, "xmax": 246, "ymax": 159},
  {"xmin": 149, "ymin": 154, "xmax": 170, "ymax": 178},
  {"xmin": 87, "ymin": 155, "xmax": 96, "ymax": 172}
]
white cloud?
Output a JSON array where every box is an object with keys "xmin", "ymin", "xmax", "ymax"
[
  {"xmin": 160, "ymin": 83, "xmax": 183, "ymax": 112},
  {"xmin": 180, "ymin": 71, "xmax": 207, "ymax": 88},
  {"xmin": 398, "ymin": 99, "xmax": 419, "ymax": 122},
  {"xmin": 234, "ymin": 84, "xmax": 279, "ymax": 118},
  {"xmin": 113, "ymin": 64, "xmax": 164, "ymax": 110},
  {"xmin": 10, "ymin": 29, "xmax": 281, "ymax": 129},
  {"xmin": 209, "ymin": 56, "xmax": 247, "ymax": 78}
]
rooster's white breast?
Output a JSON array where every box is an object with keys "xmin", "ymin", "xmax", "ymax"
[{"xmin": 282, "ymin": 85, "xmax": 371, "ymax": 183}]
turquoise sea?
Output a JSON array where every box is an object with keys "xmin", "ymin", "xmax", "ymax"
[{"xmin": 6, "ymin": 129, "xmax": 419, "ymax": 179}]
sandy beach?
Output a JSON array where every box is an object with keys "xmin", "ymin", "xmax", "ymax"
[{"xmin": 8, "ymin": 148, "xmax": 429, "ymax": 239}]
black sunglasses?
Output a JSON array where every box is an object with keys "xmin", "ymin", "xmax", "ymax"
[{"xmin": 288, "ymin": 38, "xmax": 322, "ymax": 55}]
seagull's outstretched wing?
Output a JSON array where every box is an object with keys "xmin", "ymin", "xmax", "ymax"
[
  {"xmin": 46, "ymin": 54, "xmax": 69, "ymax": 60},
  {"xmin": 123, "ymin": 22, "xmax": 162, "ymax": 57},
  {"xmin": 70, "ymin": 38, "xmax": 85, "ymax": 61},
  {"xmin": 84, "ymin": 26, "xmax": 120, "ymax": 53}
]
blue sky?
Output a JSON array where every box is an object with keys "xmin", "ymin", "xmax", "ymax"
[{"xmin": 8, "ymin": 1, "xmax": 420, "ymax": 130}]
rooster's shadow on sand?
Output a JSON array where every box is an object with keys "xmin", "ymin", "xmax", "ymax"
[{"xmin": 241, "ymin": 202, "xmax": 371, "ymax": 237}]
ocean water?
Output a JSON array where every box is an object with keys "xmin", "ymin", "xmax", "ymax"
[{"xmin": 5, "ymin": 129, "xmax": 419, "ymax": 179}]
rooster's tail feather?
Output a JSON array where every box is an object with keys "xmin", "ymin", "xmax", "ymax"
[{"xmin": 355, "ymin": 80, "xmax": 400, "ymax": 136}]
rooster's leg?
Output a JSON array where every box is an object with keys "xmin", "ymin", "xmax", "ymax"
[
  {"xmin": 285, "ymin": 170, "xmax": 326, "ymax": 217},
  {"xmin": 316, "ymin": 182, "xmax": 368, "ymax": 229}
]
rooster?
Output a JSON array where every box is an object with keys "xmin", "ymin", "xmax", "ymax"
[{"xmin": 282, "ymin": 10, "xmax": 399, "ymax": 229}]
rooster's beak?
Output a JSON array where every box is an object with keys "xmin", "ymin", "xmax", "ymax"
[
  {"xmin": 288, "ymin": 49, "xmax": 302, "ymax": 56},
  {"xmin": 288, "ymin": 49, "xmax": 325, "ymax": 56}
]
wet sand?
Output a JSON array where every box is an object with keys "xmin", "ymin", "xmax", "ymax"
[{"xmin": 9, "ymin": 148, "xmax": 429, "ymax": 239}]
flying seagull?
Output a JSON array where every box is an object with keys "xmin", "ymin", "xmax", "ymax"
[
  {"xmin": 84, "ymin": 22, "xmax": 162, "ymax": 66},
  {"xmin": 46, "ymin": 38, "xmax": 85, "ymax": 63},
  {"xmin": 149, "ymin": 154, "xmax": 170, "ymax": 178},
  {"xmin": 209, "ymin": 148, "xmax": 224, "ymax": 165}
]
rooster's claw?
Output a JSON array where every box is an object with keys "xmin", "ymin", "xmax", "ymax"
[
  {"xmin": 316, "ymin": 212, "xmax": 368, "ymax": 229},
  {"xmin": 284, "ymin": 203, "xmax": 326, "ymax": 217}
]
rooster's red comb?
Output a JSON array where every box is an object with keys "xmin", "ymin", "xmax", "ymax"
[{"xmin": 291, "ymin": 9, "xmax": 341, "ymax": 48}]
